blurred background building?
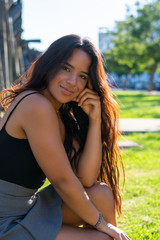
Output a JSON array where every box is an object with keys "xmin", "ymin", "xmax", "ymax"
[
  {"xmin": 98, "ymin": 27, "xmax": 114, "ymax": 53},
  {"xmin": 0, "ymin": 0, "xmax": 41, "ymax": 91}
]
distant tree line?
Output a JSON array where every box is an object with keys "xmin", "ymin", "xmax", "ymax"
[{"xmin": 105, "ymin": 0, "xmax": 160, "ymax": 91}]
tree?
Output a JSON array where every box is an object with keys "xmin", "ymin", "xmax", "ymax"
[
  {"xmin": 105, "ymin": 0, "xmax": 160, "ymax": 91},
  {"xmin": 130, "ymin": 0, "xmax": 160, "ymax": 90}
]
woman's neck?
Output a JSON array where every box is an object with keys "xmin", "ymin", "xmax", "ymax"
[{"xmin": 40, "ymin": 89, "xmax": 62, "ymax": 112}]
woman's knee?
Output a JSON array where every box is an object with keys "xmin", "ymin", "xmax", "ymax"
[
  {"xmin": 85, "ymin": 181, "xmax": 116, "ymax": 225},
  {"xmin": 85, "ymin": 182, "xmax": 115, "ymax": 207},
  {"xmin": 62, "ymin": 182, "xmax": 116, "ymax": 227}
]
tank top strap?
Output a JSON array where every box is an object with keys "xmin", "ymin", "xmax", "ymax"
[{"xmin": 2, "ymin": 92, "xmax": 39, "ymax": 129}]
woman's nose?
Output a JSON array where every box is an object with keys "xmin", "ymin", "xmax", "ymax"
[{"xmin": 67, "ymin": 73, "xmax": 77, "ymax": 85}]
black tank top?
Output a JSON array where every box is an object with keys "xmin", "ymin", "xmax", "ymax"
[{"xmin": 0, "ymin": 92, "xmax": 46, "ymax": 189}]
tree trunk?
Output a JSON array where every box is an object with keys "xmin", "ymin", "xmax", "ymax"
[{"xmin": 148, "ymin": 62, "xmax": 157, "ymax": 91}]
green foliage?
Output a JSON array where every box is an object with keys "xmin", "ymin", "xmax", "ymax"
[
  {"xmin": 114, "ymin": 91, "xmax": 160, "ymax": 118},
  {"xmin": 118, "ymin": 132, "xmax": 160, "ymax": 239},
  {"xmin": 105, "ymin": 0, "xmax": 160, "ymax": 89}
]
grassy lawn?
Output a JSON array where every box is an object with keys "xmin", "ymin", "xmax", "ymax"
[
  {"xmin": 114, "ymin": 91, "xmax": 160, "ymax": 118},
  {"xmin": 118, "ymin": 132, "xmax": 160, "ymax": 239}
]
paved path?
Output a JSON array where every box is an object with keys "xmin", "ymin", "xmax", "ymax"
[
  {"xmin": 119, "ymin": 118, "xmax": 160, "ymax": 149},
  {"xmin": 119, "ymin": 118, "xmax": 160, "ymax": 133}
]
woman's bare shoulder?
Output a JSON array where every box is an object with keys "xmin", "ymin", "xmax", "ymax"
[
  {"xmin": 19, "ymin": 91, "xmax": 56, "ymax": 116},
  {"xmin": 14, "ymin": 91, "xmax": 58, "ymax": 131}
]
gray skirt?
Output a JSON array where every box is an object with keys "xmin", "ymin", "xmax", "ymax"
[{"xmin": 0, "ymin": 179, "xmax": 62, "ymax": 240}]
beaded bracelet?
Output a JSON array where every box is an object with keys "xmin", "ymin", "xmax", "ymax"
[{"xmin": 94, "ymin": 212, "xmax": 102, "ymax": 227}]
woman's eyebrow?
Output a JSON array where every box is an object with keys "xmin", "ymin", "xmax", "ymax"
[{"xmin": 64, "ymin": 62, "xmax": 89, "ymax": 75}]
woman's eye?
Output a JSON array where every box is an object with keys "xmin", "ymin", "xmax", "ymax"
[
  {"xmin": 80, "ymin": 75, "xmax": 87, "ymax": 80},
  {"xmin": 62, "ymin": 66, "xmax": 70, "ymax": 72}
]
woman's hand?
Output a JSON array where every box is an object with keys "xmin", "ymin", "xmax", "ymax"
[
  {"xmin": 97, "ymin": 219, "xmax": 131, "ymax": 240},
  {"xmin": 75, "ymin": 88, "xmax": 101, "ymax": 123}
]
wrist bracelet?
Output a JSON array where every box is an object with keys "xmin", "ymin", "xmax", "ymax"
[{"xmin": 94, "ymin": 212, "xmax": 102, "ymax": 227}]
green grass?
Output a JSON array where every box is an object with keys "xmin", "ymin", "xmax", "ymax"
[
  {"xmin": 117, "ymin": 132, "xmax": 160, "ymax": 239},
  {"xmin": 113, "ymin": 91, "xmax": 160, "ymax": 118}
]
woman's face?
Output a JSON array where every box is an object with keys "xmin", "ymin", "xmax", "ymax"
[{"xmin": 44, "ymin": 48, "xmax": 92, "ymax": 109}]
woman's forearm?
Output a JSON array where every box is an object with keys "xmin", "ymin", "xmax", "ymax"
[
  {"xmin": 53, "ymin": 171, "xmax": 100, "ymax": 226},
  {"xmin": 76, "ymin": 119, "xmax": 102, "ymax": 187}
]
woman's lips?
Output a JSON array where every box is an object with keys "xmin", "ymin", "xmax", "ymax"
[{"xmin": 60, "ymin": 85, "xmax": 74, "ymax": 96}]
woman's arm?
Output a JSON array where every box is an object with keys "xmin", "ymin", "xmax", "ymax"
[
  {"xmin": 21, "ymin": 95, "xmax": 100, "ymax": 226},
  {"xmin": 74, "ymin": 88, "xmax": 102, "ymax": 187},
  {"xmin": 74, "ymin": 119, "xmax": 102, "ymax": 187},
  {"xmin": 21, "ymin": 94, "xmax": 130, "ymax": 240}
]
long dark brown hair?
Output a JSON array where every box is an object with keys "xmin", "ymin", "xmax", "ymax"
[{"xmin": 0, "ymin": 34, "xmax": 124, "ymax": 216}]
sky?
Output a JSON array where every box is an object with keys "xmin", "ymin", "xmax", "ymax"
[{"xmin": 22, "ymin": 0, "xmax": 151, "ymax": 52}]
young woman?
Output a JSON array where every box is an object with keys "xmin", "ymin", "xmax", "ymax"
[{"xmin": 0, "ymin": 34, "xmax": 131, "ymax": 240}]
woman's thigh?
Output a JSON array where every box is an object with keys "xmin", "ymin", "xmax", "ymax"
[
  {"xmin": 56, "ymin": 224, "xmax": 112, "ymax": 240},
  {"xmin": 62, "ymin": 181, "xmax": 116, "ymax": 227}
]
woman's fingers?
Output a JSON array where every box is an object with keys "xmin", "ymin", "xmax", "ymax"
[
  {"xmin": 77, "ymin": 93, "xmax": 100, "ymax": 107},
  {"xmin": 118, "ymin": 232, "xmax": 131, "ymax": 240},
  {"xmin": 120, "ymin": 232, "xmax": 131, "ymax": 240},
  {"xmin": 78, "ymin": 98, "xmax": 99, "ymax": 107},
  {"xmin": 76, "ymin": 89, "xmax": 99, "ymax": 106},
  {"xmin": 75, "ymin": 88, "xmax": 101, "ymax": 120},
  {"xmin": 115, "ymin": 232, "xmax": 131, "ymax": 240},
  {"xmin": 125, "ymin": 234, "xmax": 131, "ymax": 240},
  {"xmin": 98, "ymin": 222, "xmax": 131, "ymax": 240},
  {"xmin": 76, "ymin": 88, "xmax": 98, "ymax": 102}
]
